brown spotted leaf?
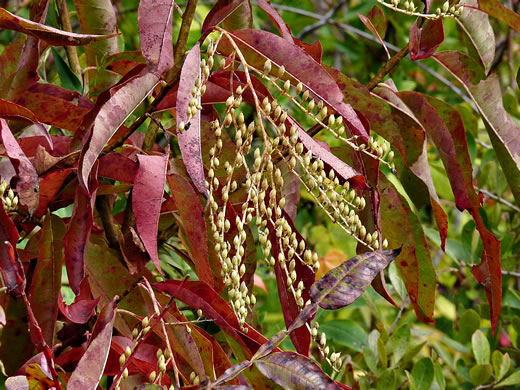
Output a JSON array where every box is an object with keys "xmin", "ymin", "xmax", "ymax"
[
  {"xmin": 68, "ymin": 298, "xmax": 116, "ymax": 389},
  {"xmin": 0, "ymin": 8, "xmax": 116, "ymax": 46},
  {"xmin": 0, "ymin": 119, "xmax": 39, "ymax": 214},
  {"xmin": 176, "ymin": 43, "xmax": 206, "ymax": 194},
  {"xmin": 138, "ymin": 0, "xmax": 175, "ymax": 75},
  {"xmin": 255, "ymin": 352, "xmax": 340, "ymax": 390},
  {"xmin": 310, "ymin": 249, "xmax": 400, "ymax": 310}
]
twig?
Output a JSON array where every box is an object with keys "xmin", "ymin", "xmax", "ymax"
[
  {"xmin": 367, "ymin": 45, "xmax": 410, "ymax": 90},
  {"xmin": 475, "ymin": 186, "xmax": 520, "ymax": 213},
  {"xmin": 96, "ymin": 195, "xmax": 122, "ymax": 252},
  {"xmin": 297, "ymin": 0, "xmax": 348, "ymax": 39},
  {"xmin": 502, "ymin": 270, "xmax": 520, "ymax": 278},
  {"xmin": 389, "ymin": 296, "xmax": 409, "ymax": 334},
  {"xmin": 57, "ymin": 0, "xmax": 82, "ymax": 79}
]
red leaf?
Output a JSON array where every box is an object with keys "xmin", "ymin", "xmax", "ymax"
[
  {"xmin": 359, "ymin": 6, "xmax": 389, "ymax": 59},
  {"xmin": 478, "ymin": 0, "xmax": 520, "ymax": 32},
  {"xmin": 0, "ymin": 8, "xmax": 116, "ymax": 46},
  {"xmin": 218, "ymin": 29, "xmax": 368, "ymax": 141},
  {"xmin": 138, "ymin": 0, "xmax": 175, "ymax": 75},
  {"xmin": 59, "ymin": 278, "xmax": 100, "ymax": 324},
  {"xmin": 409, "ymin": 18, "xmax": 445, "ymax": 60},
  {"xmin": 0, "ymin": 203, "xmax": 21, "ymax": 297},
  {"xmin": 167, "ymin": 174, "xmax": 214, "ymax": 286},
  {"xmin": 68, "ymin": 298, "xmax": 117, "ymax": 389},
  {"xmin": 257, "ymin": 0, "xmax": 293, "ymax": 41},
  {"xmin": 28, "ymin": 214, "xmax": 66, "ymax": 346},
  {"xmin": 79, "ymin": 72, "xmax": 160, "ymax": 190},
  {"xmin": 63, "ymin": 166, "xmax": 99, "ymax": 294},
  {"xmin": 202, "ymin": 0, "xmax": 253, "ymax": 34},
  {"xmin": 176, "ymin": 43, "xmax": 206, "ymax": 194},
  {"xmin": 14, "ymin": 83, "xmax": 93, "ymax": 132},
  {"xmin": 399, "ymin": 91, "xmax": 501, "ymax": 331},
  {"xmin": 98, "ymin": 153, "xmax": 138, "ymax": 183},
  {"xmin": 133, "ymin": 153, "xmax": 168, "ymax": 272},
  {"xmin": 34, "ymin": 168, "xmax": 73, "ymax": 219},
  {"xmin": 0, "ymin": 119, "xmax": 39, "ymax": 214}
]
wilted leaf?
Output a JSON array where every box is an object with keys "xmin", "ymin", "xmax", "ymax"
[
  {"xmin": 310, "ymin": 249, "xmax": 400, "ymax": 310},
  {"xmin": 138, "ymin": 0, "xmax": 175, "ymax": 75},
  {"xmin": 255, "ymin": 352, "xmax": 339, "ymax": 390},
  {"xmin": 133, "ymin": 153, "xmax": 168, "ymax": 272},
  {"xmin": 79, "ymin": 72, "xmax": 160, "ymax": 190},
  {"xmin": 409, "ymin": 18, "xmax": 444, "ymax": 61},
  {"xmin": 68, "ymin": 298, "xmax": 117, "ymax": 389},
  {"xmin": 0, "ymin": 8, "xmax": 115, "ymax": 46},
  {"xmin": 176, "ymin": 43, "xmax": 206, "ymax": 194},
  {"xmin": 28, "ymin": 214, "xmax": 66, "ymax": 346},
  {"xmin": 0, "ymin": 119, "xmax": 39, "ymax": 213}
]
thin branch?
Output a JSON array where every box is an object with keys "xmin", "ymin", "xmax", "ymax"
[
  {"xmin": 367, "ymin": 44, "xmax": 410, "ymax": 90},
  {"xmin": 475, "ymin": 186, "xmax": 520, "ymax": 213},
  {"xmin": 57, "ymin": 0, "xmax": 82, "ymax": 79},
  {"xmin": 297, "ymin": 0, "xmax": 348, "ymax": 39},
  {"xmin": 502, "ymin": 270, "xmax": 520, "ymax": 278},
  {"xmin": 95, "ymin": 195, "xmax": 122, "ymax": 252}
]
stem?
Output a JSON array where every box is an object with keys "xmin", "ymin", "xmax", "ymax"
[
  {"xmin": 366, "ymin": 44, "xmax": 410, "ymax": 90},
  {"xmin": 96, "ymin": 195, "xmax": 122, "ymax": 251},
  {"xmin": 57, "ymin": 0, "xmax": 82, "ymax": 79}
]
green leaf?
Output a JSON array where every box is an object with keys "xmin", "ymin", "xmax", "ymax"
[
  {"xmin": 496, "ymin": 370, "xmax": 520, "ymax": 388},
  {"xmin": 459, "ymin": 309, "xmax": 480, "ymax": 342},
  {"xmin": 492, "ymin": 351, "xmax": 511, "ymax": 382},
  {"xmin": 434, "ymin": 361, "xmax": 446, "ymax": 390},
  {"xmin": 411, "ymin": 357, "xmax": 434, "ymax": 390},
  {"xmin": 378, "ymin": 369, "xmax": 397, "ymax": 390},
  {"xmin": 388, "ymin": 324, "xmax": 410, "ymax": 366},
  {"xmin": 320, "ymin": 320, "xmax": 368, "ymax": 352},
  {"xmin": 363, "ymin": 346, "xmax": 377, "ymax": 373},
  {"xmin": 472, "ymin": 330, "xmax": 490, "ymax": 365},
  {"xmin": 51, "ymin": 48, "xmax": 82, "ymax": 93},
  {"xmin": 255, "ymin": 352, "xmax": 339, "ymax": 390},
  {"xmin": 470, "ymin": 364, "xmax": 493, "ymax": 386},
  {"xmin": 377, "ymin": 338, "xmax": 388, "ymax": 369}
]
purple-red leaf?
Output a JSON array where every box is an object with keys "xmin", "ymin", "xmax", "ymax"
[
  {"xmin": 63, "ymin": 166, "xmax": 98, "ymax": 294},
  {"xmin": 202, "ymin": 0, "xmax": 253, "ymax": 34},
  {"xmin": 59, "ymin": 278, "xmax": 100, "ymax": 324},
  {"xmin": 0, "ymin": 202, "xmax": 21, "ymax": 297},
  {"xmin": 399, "ymin": 90, "xmax": 502, "ymax": 332},
  {"xmin": 167, "ymin": 173, "xmax": 214, "ymax": 286},
  {"xmin": 28, "ymin": 214, "xmax": 66, "ymax": 346},
  {"xmin": 0, "ymin": 8, "xmax": 116, "ymax": 46},
  {"xmin": 133, "ymin": 153, "xmax": 168, "ymax": 272},
  {"xmin": 79, "ymin": 72, "xmax": 160, "ymax": 190},
  {"xmin": 218, "ymin": 29, "xmax": 368, "ymax": 141},
  {"xmin": 478, "ymin": 0, "xmax": 520, "ymax": 32},
  {"xmin": 311, "ymin": 249, "xmax": 400, "ymax": 310},
  {"xmin": 138, "ymin": 0, "xmax": 175, "ymax": 75},
  {"xmin": 0, "ymin": 119, "xmax": 39, "ymax": 214},
  {"xmin": 255, "ymin": 352, "xmax": 340, "ymax": 390},
  {"xmin": 409, "ymin": 18, "xmax": 445, "ymax": 61},
  {"xmin": 359, "ymin": 6, "xmax": 389, "ymax": 59},
  {"xmin": 68, "ymin": 298, "xmax": 117, "ymax": 389},
  {"xmin": 176, "ymin": 43, "xmax": 206, "ymax": 194},
  {"xmin": 257, "ymin": 0, "xmax": 293, "ymax": 41}
]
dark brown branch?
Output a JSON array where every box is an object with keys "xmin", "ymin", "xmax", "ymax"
[
  {"xmin": 95, "ymin": 195, "xmax": 121, "ymax": 251},
  {"xmin": 366, "ymin": 44, "xmax": 409, "ymax": 91}
]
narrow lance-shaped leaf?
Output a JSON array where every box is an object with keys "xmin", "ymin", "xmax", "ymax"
[
  {"xmin": 79, "ymin": 72, "xmax": 160, "ymax": 190},
  {"xmin": 257, "ymin": 0, "xmax": 293, "ymax": 41},
  {"xmin": 64, "ymin": 166, "xmax": 99, "ymax": 294},
  {"xmin": 0, "ymin": 201, "xmax": 21, "ymax": 297},
  {"xmin": 28, "ymin": 214, "xmax": 66, "ymax": 347},
  {"xmin": 0, "ymin": 8, "xmax": 116, "ymax": 46},
  {"xmin": 255, "ymin": 352, "xmax": 340, "ymax": 390},
  {"xmin": 310, "ymin": 249, "xmax": 401, "ymax": 310},
  {"xmin": 68, "ymin": 298, "xmax": 117, "ymax": 389},
  {"xmin": 477, "ymin": 0, "xmax": 520, "ymax": 33},
  {"xmin": 0, "ymin": 119, "xmax": 39, "ymax": 214},
  {"xmin": 434, "ymin": 51, "xmax": 520, "ymax": 207},
  {"xmin": 133, "ymin": 153, "xmax": 168, "ymax": 273},
  {"xmin": 167, "ymin": 173, "xmax": 214, "ymax": 286},
  {"xmin": 176, "ymin": 43, "xmax": 206, "ymax": 194},
  {"xmin": 202, "ymin": 0, "xmax": 253, "ymax": 35},
  {"xmin": 399, "ymin": 90, "xmax": 501, "ymax": 332},
  {"xmin": 217, "ymin": 29, "xmax": 368, "ymax": 141},
  {"xmin": 409, "ymin": 18, "xmax": 444, "ymax": 61},
  {"xmin": 359, "ymin": 6, "xmax": 390, "ymax": 59},
  {"xmin": 138, "ymin": 0, "xmax": 175, "ymax": 75}
]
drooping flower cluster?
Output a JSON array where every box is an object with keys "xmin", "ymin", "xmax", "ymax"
[{"xmin": 377, "ymin": 0, "xmax": 463, "ymax": 19}]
